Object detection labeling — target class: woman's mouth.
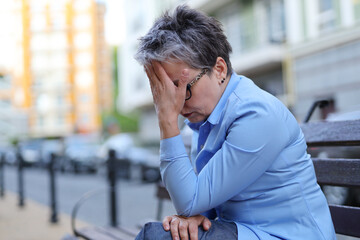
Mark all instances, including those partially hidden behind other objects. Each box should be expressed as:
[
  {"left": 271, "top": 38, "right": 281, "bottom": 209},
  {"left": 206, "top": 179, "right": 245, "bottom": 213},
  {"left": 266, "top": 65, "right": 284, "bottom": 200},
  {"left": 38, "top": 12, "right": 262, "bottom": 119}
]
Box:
[{"left": 183, "top": 113, "right": 193, "bottom": 118}]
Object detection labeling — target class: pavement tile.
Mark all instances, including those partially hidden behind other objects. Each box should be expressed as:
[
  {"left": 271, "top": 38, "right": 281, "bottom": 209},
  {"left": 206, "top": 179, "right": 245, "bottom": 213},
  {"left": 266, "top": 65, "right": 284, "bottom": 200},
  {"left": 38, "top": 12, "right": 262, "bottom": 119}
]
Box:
[{"left": 0, "top": 192, "right": 90, "bottom": 240}]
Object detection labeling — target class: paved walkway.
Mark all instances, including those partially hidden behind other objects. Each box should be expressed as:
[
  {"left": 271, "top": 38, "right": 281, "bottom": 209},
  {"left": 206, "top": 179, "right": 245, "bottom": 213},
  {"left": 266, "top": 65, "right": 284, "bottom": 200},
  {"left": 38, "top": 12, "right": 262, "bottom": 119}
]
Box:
[{"left": 0, "top": 192, "right": 89, "bottom": 240}]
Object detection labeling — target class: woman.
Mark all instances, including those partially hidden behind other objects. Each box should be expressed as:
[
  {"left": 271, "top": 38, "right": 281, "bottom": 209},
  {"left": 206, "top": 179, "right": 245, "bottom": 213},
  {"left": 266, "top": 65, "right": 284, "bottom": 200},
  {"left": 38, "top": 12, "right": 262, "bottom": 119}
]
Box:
[{"left": 134, "top": 5, "right": 336, "bottom": 240}]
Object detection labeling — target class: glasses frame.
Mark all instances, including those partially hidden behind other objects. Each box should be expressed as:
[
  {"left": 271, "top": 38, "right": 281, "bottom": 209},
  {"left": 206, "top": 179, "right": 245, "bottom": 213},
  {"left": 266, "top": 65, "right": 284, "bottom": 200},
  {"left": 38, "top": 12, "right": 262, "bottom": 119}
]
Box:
[{"left": 185, "top": 68, "right": 208, "bottom": 101}]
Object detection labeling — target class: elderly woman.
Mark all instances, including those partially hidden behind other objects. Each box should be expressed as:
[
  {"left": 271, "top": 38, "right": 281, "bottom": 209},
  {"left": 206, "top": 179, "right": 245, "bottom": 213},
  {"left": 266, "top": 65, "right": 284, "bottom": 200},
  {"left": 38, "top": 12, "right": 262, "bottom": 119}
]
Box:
[{"left": 134, "top": 5, "right": 336, "bottom": 240}]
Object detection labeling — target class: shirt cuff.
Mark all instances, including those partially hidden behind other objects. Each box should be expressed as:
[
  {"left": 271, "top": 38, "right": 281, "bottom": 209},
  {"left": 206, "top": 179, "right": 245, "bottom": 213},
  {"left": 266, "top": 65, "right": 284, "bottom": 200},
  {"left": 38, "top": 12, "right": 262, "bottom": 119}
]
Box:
[{"left": 160, "top": 134, "right": 188, "bottom": 160}]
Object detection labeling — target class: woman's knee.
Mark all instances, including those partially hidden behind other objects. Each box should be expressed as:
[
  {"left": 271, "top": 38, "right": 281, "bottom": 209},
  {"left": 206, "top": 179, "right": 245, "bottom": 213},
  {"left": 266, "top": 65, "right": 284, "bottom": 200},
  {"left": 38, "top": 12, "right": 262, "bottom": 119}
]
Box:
[{"left": 136, "top": 222, "right": 172, "bottom": 240}]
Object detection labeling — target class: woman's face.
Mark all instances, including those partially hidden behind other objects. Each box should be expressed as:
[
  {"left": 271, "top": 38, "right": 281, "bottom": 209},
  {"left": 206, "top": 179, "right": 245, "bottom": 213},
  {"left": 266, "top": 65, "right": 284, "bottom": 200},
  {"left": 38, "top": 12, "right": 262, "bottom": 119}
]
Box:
[{"left": 160, "top": 61, "right": 225, "bottom": 123}]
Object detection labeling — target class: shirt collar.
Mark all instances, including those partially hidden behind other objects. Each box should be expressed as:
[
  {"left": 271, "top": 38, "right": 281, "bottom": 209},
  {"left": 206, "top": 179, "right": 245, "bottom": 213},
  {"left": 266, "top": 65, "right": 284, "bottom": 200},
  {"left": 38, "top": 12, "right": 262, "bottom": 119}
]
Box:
[{"left": 186, "top": 72, "right": 240, "bottom": 131}]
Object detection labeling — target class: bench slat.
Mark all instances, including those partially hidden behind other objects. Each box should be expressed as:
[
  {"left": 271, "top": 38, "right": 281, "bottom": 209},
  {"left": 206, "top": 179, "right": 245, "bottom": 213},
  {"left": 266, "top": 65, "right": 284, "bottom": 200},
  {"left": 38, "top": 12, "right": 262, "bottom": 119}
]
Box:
[
  {"left": 312, "top": 158, "right": 360, "bottom": 187},
  {"left": 301, "top": 120, "right": 360, "bottom": 146},
  {"left": 75, "top": 227, "right": 117, "bottom": 240},
  {"left": 75, "top": 226, "right": 137, "bottom": 240},
  {"left": 330, "top": 204, "right": 360, "bottom": 238},
  {"left": 97, "top": 226, "right": 138, "bottom": 239}
]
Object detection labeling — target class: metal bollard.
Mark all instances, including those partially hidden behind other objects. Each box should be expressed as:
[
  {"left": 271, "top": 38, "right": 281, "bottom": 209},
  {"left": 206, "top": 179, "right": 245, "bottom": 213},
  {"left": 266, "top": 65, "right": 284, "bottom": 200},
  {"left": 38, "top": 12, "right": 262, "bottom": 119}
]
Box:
[
  {"left": 49, "top": 153, "right": 58, "bottom": 223},
  {"left": 0, "top": 153, "right": 5, "bottom": 198},
  {"left": 107, "top": 149, "right": 118, "bottom": 227},
  {"left": 17, "top": 151, "right": 25, "bottom": 207}
]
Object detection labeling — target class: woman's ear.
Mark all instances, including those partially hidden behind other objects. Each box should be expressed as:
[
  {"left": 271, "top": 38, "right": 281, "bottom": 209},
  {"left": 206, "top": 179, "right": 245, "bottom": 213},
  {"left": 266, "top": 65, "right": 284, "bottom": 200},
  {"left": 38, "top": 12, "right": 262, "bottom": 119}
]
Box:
[{"left": 213, "top": 57, "right": 227, "bottom": 81}]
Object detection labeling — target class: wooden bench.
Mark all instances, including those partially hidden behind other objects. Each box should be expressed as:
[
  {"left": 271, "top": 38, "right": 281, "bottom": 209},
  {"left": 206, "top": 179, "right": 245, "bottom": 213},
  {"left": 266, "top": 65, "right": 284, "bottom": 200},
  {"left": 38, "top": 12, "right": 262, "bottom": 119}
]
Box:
[
  {"left": 156, "top": 119, "right": 360, "bottom": 238},
  {"left": 301, "top": 119, "right": 360, "bottom": 238}
]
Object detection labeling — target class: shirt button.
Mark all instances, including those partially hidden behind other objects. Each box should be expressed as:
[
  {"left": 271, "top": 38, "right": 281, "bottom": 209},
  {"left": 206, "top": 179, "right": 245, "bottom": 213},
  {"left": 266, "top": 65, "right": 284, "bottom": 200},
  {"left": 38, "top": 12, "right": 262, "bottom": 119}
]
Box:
[{"left": 200, "top": 145, "right": 204, "bottom": 149}]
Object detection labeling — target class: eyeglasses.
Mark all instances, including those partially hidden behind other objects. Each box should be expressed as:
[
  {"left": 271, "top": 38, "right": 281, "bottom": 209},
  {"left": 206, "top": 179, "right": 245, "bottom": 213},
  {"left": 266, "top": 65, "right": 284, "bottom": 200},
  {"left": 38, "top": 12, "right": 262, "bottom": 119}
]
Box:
[{"left": 185, "top": 68, "right": 208, "bottom": 101}]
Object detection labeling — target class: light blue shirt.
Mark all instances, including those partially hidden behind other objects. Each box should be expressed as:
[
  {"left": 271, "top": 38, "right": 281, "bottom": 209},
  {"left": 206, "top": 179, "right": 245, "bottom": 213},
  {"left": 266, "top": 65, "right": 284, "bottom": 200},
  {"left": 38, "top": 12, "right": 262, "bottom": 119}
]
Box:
[{"left": 160, "top": 73, "right": 336, "bottom": 240}]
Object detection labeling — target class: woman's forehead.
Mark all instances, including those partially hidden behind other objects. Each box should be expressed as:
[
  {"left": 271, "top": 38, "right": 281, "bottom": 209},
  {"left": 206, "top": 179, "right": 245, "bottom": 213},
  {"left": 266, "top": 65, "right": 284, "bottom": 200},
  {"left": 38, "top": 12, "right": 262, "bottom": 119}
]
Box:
[{"left": 161, "top": 61, "right": 191, "bottom": 79}]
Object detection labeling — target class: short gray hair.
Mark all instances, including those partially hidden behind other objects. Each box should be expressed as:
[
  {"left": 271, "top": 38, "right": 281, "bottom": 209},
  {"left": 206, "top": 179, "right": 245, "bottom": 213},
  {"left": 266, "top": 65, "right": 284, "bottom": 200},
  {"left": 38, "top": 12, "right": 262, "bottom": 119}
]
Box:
[{"left": 134, "top": 5, "right": 233, "bottom": 76}]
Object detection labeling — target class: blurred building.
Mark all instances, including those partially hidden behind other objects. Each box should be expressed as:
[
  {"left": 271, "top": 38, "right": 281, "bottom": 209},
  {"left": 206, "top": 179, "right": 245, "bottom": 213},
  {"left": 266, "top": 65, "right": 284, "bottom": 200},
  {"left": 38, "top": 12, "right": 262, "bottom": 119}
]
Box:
[
  {"left": 286, "top": 0, "right": 360, "bottom": 120},
  {"left": 118, "top": 0, "right": 176, "bottom": 143},
  {"left": 8, "top": 0, "right": 111, "bottom": 138},
  {"left": 118, "top": 0, "right": 360, "bottom": 143},
  {"left": 0, "top": 72, "right": 28, "bottom": 144}
]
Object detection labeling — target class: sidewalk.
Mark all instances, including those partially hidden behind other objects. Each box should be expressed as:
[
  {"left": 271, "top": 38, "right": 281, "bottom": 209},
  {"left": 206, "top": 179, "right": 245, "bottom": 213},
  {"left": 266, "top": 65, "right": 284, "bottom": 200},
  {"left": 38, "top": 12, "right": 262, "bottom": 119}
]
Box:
[{"left": 0, "top": 192, "right": 90, "bottom": 240}]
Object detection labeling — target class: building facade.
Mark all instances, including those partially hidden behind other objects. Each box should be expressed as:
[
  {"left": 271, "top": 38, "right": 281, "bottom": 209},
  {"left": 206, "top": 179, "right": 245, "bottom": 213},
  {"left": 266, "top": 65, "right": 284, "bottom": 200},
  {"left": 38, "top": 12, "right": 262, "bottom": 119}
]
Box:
[
  {"left": 286, "top": 0, "right": 360, "bottom": 120},
  {"left": 8, "top": 0, "right": 111, "bottom": 138}
]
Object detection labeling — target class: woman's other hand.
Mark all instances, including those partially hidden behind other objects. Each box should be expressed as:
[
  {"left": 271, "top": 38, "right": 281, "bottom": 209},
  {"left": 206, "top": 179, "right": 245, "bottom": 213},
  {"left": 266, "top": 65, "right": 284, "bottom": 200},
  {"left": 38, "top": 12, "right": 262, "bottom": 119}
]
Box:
[{"left": 162, "top": 215, "right": 211, "bottom": 240}]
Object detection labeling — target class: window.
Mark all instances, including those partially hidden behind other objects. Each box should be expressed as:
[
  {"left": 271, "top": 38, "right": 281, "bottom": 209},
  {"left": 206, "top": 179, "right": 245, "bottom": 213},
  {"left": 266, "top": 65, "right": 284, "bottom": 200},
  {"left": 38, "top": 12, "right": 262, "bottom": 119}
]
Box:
[
  {"left": 217, "top": 5, "right": 242, "bottom": 53},
  {"left": 50, "top": 13, "right": 66, "bottom": 30},
  {"left": 31, "top": 14, "right": 47, "bottom": 31},
  {"left": 49, "top": 32, "right": 67, "bottom": 50},
  {"left": 31, "top": 53, "right": 49, "bottom": 71},
  {"left": 75, "top": 70, "right": 93, "bottom": 88},
  {"left": 266, "top": 0, "right": 285, "bottom": 43},
  {"left": 355, "top": 0, "right": 360, "bottom": 21},
  {"left": 318, "top": 0, "right": 337, "bottom": 32},
  {"left": 57, "top": 114, "right": 65, "bottom": 125},
  {"left": 78, "top": 94, "right": 91, "bottom": 103},
  {"left": 75, "top": 52, "right": 93, "bottom": 67},
  {"left": 74, "top": 32, "right": 92, "bottom": 49},
  {"left": 80, "top": 113, "right": 90, "bottom": 125},
  {"left": 31, "top": 33, "right": 49, "bottom": 51},
  {"left": 74, "top": 14, "right": 92, "bottom": 30},
  {"left": 49, "top": 52, "right": 68, "bottom": 69},
  {"left": 73, "top": 0, "right": 92, "bottom": 12}
]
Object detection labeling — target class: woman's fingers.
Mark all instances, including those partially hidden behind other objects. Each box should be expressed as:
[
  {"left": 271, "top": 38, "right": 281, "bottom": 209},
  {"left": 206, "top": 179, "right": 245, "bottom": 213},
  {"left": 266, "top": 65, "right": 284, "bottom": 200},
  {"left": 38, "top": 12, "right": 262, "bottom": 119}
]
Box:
[
  {"left": 151, "top": 61, "right": 170, "bottom": 85},
  {"left": 144, "top": 64, "right": 159, "bottom": 86},
  {"left": 170, "top": 217, "right": 181, "bottom": 240},
  {"left": 178, "top": 220, "right": 189, "bottom": 240},
  {"left": 188, "top": 222, "right": 199, "bottom": 240},
  {"left": 162, "top": 215, "right": 173, "bottom": 231},
  {"left": 201, "top": 217, "right": 212, "bottom": 231},
  {"left": 179, "top": 69, "right": 190, "bottom": 88}
]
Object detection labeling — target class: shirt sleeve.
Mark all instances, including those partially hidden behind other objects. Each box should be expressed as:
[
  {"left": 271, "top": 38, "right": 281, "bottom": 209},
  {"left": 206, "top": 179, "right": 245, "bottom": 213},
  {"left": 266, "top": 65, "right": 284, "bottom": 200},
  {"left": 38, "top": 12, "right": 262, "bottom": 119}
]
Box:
[{"left": 160, "top": 103, "right": 290, "bottom": 217}]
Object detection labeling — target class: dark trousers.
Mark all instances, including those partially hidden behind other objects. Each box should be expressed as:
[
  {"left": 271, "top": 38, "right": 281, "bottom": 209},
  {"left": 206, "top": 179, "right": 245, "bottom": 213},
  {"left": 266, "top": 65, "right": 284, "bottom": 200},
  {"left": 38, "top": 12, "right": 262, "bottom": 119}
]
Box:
[{"left": 135, "top": 220, "right": 237, "bottom": 240}]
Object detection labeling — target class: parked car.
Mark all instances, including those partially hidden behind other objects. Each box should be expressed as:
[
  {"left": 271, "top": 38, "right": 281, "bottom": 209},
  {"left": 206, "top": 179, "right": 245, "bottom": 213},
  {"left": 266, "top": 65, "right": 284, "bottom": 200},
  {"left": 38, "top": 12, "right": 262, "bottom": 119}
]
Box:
[
  {"left": 18, "top": 139, "right": 43, "bottom": 167},
  {"left": 0, "top": 145, "right": 17, "bottom": 166},
  {"left": 97, "top": 133, "right": 135, "bottom": 161},
  {"left": 40, "top": 139, "right": 65, "bottom": 168},
  {"left": 98, "top": 133, "right": 161, "bottom": 182},
  {"left": 63, "top": 134, "right": 101, "bottom": 174}
]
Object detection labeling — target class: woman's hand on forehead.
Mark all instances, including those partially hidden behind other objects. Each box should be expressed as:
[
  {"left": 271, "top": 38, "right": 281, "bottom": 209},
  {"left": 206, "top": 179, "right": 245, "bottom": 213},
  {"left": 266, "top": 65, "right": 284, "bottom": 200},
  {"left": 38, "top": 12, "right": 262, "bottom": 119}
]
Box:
[{"left": 144, "top": 61, "right": 190, "bottom": 139}]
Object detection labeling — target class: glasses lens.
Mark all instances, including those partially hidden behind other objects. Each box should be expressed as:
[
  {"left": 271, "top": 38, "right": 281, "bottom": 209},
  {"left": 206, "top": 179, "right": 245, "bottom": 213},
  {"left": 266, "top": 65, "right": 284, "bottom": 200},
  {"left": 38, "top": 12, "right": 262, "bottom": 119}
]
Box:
[{"left": 185, "top": 85, "right": 191, "bottom": 100}]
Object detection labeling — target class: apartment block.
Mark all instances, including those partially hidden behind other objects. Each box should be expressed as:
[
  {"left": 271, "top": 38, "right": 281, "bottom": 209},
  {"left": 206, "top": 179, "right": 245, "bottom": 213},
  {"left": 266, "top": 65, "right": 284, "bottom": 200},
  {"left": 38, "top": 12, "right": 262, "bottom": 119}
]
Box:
[{"left": 10, "top": 0, "right": 111, "bottom": 138}]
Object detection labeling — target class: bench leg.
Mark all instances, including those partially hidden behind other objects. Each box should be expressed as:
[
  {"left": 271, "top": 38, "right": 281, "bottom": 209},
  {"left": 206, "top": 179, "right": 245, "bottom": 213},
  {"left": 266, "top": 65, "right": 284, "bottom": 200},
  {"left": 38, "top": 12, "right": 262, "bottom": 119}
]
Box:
[{"left": 157, "top": 199, "right": 163, "bottom": 221}]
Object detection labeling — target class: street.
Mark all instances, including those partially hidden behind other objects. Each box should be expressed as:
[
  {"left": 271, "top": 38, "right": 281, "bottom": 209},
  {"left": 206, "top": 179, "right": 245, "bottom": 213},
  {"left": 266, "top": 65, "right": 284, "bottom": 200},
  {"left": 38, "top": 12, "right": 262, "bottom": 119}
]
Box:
[{"left": 2, "top": 165, "right": 175, "bottom": 228}]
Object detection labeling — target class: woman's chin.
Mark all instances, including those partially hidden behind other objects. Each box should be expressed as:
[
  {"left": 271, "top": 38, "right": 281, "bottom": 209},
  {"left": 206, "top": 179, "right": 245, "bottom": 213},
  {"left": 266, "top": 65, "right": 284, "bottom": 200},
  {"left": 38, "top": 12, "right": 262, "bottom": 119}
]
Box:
[{"left": 186, "top": 115, "right": 205, "bottom": 123}]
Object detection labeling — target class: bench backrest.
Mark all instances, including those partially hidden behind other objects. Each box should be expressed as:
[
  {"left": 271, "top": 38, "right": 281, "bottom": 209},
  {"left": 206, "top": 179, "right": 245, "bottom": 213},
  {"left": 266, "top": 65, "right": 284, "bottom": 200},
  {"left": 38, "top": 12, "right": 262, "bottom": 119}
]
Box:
[{"left": 300, "top": 119, "right": 360, "bottom": 237}]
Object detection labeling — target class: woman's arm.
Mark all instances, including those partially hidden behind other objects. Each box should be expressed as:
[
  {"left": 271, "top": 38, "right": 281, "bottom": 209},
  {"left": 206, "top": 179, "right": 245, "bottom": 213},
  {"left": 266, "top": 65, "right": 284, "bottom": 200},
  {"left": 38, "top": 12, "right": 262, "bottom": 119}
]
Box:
[{"left": 161, "top": 103, "right": 290, "bottom": 216}]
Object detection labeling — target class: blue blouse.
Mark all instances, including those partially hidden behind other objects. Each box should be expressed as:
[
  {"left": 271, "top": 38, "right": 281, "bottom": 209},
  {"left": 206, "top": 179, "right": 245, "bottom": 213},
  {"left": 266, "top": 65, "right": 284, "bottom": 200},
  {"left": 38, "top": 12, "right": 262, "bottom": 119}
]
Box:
[{"left": 160, "top": 73, "right": 336, "bottom": 240}]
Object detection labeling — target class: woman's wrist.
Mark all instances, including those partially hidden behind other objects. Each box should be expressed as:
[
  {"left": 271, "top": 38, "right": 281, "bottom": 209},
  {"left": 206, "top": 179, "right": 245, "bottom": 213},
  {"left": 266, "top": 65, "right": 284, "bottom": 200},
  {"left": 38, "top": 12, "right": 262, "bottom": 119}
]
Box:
[{"left": 158, "top": 116, "right": 180, "bottom": 139}]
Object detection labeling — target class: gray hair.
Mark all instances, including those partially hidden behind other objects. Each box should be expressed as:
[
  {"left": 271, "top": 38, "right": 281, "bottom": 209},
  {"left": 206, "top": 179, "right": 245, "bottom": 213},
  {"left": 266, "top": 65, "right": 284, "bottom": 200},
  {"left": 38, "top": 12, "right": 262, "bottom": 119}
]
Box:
[{"left": 134, "top": 5, "right": 233, "bottom": 76}]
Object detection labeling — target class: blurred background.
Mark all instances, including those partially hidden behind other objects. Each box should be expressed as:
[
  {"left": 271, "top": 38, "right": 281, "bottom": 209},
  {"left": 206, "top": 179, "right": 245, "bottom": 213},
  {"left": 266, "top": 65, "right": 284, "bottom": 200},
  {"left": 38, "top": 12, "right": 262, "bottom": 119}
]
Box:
[
  {"left": 0, "top": 0, "right": 359, "bottom": 149},
  {"left": 0, "top": 0, "right": 359, "bottom": 239}
]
